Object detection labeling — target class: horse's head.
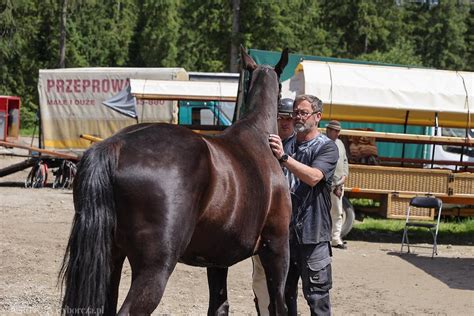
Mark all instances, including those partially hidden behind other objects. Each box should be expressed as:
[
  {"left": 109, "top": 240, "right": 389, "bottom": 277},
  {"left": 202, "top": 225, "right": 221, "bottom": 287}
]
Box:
[
  {"left": 238, "top": 47, "right": 289, "bottom": 132},
  {"left": 241, "top": 46, "right": 288, "bottom": 79}
]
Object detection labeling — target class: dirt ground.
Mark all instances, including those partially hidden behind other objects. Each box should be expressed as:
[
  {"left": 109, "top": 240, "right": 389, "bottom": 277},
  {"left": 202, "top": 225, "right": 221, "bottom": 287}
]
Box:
[{"left": 1, "top": 153, "right": 473, "bottom": 315}]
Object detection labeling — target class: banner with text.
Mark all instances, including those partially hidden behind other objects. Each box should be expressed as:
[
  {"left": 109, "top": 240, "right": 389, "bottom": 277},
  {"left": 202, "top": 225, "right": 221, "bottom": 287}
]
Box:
[{"left": 38, "top": 68, "right": 188, "bottom": 150}]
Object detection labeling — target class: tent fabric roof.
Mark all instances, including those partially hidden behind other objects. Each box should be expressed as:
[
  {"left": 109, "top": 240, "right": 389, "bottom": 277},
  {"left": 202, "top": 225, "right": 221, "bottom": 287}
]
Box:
[
  {"left": 286, "top": 61, "right": 473, "bottom": 128},
  {"left": 130, "top": 79, "right": 238, "bottom": 102},
  {"left": 39, "top": 67, "right": 187, "bottom": 75}
]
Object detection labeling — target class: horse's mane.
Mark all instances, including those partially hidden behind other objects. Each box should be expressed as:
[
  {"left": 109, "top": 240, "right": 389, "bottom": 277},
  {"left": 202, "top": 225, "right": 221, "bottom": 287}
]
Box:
[{"left": 230, "top": 65, "right": 280, "bottom": 134}]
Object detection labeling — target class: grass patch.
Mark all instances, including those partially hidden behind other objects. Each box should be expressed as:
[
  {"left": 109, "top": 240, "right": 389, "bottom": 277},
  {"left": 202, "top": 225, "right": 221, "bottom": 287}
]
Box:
[
  {"left": 20, "top": 126, "right": 38, "bottom": 137},
  {"left": 349, "top": 198, "right": 380, "bottom": 208},
  {"left": 346, "top": 217, "right": 474, "bottom": 245}
]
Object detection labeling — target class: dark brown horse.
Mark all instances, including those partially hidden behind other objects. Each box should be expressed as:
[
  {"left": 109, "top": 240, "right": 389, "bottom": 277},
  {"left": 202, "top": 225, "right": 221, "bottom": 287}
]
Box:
[{"left": 60, "top": 48, "right": 290, "bottom": 315}]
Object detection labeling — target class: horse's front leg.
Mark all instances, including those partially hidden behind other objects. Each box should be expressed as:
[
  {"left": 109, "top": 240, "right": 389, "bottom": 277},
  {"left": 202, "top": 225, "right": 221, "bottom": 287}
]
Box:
[
  {"left": 207, "top": 267, "right": 229, "bottom": 315},
  {"left": 258, "top": 235, "right": 289, "bottom": 316}
]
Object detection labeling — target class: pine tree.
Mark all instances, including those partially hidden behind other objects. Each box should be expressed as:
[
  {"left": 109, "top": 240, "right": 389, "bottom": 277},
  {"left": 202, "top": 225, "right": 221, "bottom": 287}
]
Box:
[
  {"left": 130, "top": 0, "right": 179, "bottom": 67},
  {"left": 66, "top": 0, "right": 137, "bottom": 67},
  {"left": 465, "top": 4, "right": 474, "bottom": 71},
  {"left": 176, "top": 0, "right": 232, "bottom": 71},
  {"left": 240, "top": 0, "right": 329, "bottom": 57},
  {"left": 407, "top": 1, "right": 469, "bottom": 70},
  {"left": 0, "top": 0, "right": 42, "bottom": 127},
  {"left": 321, "top": 0, "right": 409, "bottom": 59}
]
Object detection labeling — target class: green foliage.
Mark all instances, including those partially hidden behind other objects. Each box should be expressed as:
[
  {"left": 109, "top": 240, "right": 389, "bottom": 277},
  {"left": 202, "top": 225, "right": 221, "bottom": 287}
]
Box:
[
  {"left": 358, "top": 38, "right": 423, "bottom": 66},
  {"left": 130, "top": 0, "right": 179, "bottom": 67},
  {"left": 466, "top": 5, "right": 474, "bottom": 71},
  {"left": 20, "top": 125, "right": 37, "bottom": 137},
  {"left": 321, "top": 0, "right": 408, "bottom": 58},
  {"left": 0, "top": 0, "right": 41, "bottom": 128},
  {"left": 406, "top": 1, "right": 470, "bottom": 70},
  {"left": 1, "top": 0, "right": 472, "bottom": 131},
  {"left": 349, "top": 198, "right": 381, "bottom": 208},
  {"left": 67, "top": 0, "right": 138, "bottom": 67},
  {"left": 176, "top": 0, "right": 232, "bottom": 71}
]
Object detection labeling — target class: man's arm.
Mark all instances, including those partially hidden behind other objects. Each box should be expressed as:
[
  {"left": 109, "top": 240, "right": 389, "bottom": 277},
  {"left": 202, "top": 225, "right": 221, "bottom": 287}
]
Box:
[
  {"left": 268, "top": 134, "right": 324, "bottom": 187},
  {"left": 284, "top": 156, "right": 323, "bottom": 187}
]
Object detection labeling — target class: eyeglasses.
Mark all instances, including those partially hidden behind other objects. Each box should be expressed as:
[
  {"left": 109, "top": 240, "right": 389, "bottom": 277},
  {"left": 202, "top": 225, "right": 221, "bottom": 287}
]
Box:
[{"left": 291, "top": 110, "right": 318, "bottom": 118}]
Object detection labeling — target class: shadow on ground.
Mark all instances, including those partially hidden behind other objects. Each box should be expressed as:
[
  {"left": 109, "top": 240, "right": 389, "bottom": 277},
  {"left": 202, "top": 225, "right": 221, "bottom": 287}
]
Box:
[{"left": 387, "top": 251, "right": 474, "bottom": 291}]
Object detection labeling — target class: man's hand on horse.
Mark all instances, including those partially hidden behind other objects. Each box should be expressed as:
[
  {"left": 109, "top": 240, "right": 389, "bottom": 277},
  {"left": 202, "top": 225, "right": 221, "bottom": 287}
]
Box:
[{"left": 268, "top": 134, "right": 284, "bottom": 160}]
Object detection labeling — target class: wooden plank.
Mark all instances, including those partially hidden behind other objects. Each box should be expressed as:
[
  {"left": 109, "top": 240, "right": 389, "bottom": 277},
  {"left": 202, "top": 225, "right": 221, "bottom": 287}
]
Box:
[
  {"left": 0, "top": 158, "right": 36, "bottom": 177},
  {"left": 133, "top": 93, "right": 237, "bottom": 102},
  {"left": 349, "top": 163, "right": 451, "bottom": 174},
  {"left": 0, "top": 140, "right": 79, "bottom": 161},
  {"left": 379, "top": 157, "right": 474, "bottom": 168},
  {"left": 80, "top": 134, "right": 103, "bottom": 143},
  {"left": 319, "top": 128, "right": 473, "bottom": 146},
  {"left": 345, "top": 187, "right": 450, "bottom": 197}
]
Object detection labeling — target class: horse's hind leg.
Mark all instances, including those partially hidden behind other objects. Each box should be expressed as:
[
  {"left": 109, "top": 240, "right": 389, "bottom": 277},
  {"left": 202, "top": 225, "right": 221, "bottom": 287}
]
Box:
[
  {"left": 258, "top": 237, "right": 289, "bottom": 316},
  {"left": 116, "top": 222, "right": 182, "bottom": 315},
  {"left": 207, "top": 267, "right": 229, "bottom": 315},
  {"left": 117, "top": 253, "right": 178, "bottom": 316},
  {"left": 105, "top": 250, "right": 126, "bottom": 315}
]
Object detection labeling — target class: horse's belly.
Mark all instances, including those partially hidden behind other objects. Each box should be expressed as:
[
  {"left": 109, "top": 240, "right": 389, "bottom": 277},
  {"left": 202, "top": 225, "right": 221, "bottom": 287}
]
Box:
[
  {"left": 179, "top": 230, "right": 256, "bottom": 268},
  {"left": 178, "top": 250, "right": 252, "bottom": 268}
]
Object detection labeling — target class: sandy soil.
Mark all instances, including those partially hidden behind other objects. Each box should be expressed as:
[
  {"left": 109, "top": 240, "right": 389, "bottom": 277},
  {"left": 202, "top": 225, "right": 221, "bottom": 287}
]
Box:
[{"left": 1, "top": 154, "right": 473, "bottom": 315}]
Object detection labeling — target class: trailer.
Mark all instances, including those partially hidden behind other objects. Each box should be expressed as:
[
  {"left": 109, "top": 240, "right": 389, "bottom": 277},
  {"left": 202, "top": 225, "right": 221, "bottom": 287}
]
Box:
[
  {"left": 0, "top": 96, "right": 21, "bottom": 142},
  {"left": 289, "top": 59, "right": 473, "bottom": 229},
  {"left": 0, "top": 139, "right": 79, "bottom": 188}
]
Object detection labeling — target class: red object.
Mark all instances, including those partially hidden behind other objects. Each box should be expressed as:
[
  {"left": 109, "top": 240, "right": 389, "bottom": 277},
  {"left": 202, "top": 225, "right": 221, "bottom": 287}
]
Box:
[{"left": 0, "top": 96, "right": 21, "bottom": 141}]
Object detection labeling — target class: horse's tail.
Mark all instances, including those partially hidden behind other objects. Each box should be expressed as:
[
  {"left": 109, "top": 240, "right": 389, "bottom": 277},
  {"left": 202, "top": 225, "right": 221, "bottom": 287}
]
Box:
[{"left": 59, "top": 140, "right": 121, "bottom": 314}]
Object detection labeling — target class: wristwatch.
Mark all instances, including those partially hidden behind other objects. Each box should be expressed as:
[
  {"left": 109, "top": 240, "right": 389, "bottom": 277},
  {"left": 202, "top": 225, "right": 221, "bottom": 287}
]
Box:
[{"left": 279, "top": 153, "right": 289, "bottom": 163}]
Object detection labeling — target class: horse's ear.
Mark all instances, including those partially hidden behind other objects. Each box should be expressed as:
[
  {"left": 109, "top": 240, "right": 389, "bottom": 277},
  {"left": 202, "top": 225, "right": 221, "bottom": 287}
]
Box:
[
  {"left": 240, "top": 46, "right": 257, "bottom": 72},
  {"left": 274, "top": 48, "right": 289, "bottom": 77}
]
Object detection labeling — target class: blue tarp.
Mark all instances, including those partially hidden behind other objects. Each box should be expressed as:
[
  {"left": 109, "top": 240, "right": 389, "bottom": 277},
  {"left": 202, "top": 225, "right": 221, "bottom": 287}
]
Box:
[{"left": 102, "top": 84, "right": 137, "bottom": 118}]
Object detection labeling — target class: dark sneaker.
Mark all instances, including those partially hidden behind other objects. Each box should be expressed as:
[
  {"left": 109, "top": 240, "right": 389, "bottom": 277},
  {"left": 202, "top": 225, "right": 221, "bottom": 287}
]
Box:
[{"left": 333, "top": 243, "right": 347, "bottom": 249}]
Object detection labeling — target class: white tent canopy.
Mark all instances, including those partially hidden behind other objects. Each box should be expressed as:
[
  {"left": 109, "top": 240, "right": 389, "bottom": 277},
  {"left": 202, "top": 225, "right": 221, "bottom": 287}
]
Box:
[
  {"left": 285, "top": 60, "right": 473, "bottom": 128},
  {"left": 130, "top": 79, "right": 238, "bottom": 102}
]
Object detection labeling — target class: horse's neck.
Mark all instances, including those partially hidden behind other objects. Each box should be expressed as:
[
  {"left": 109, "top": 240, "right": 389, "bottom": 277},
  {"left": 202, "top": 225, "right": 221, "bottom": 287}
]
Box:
[
  {"left": 244, "top": 106, "right": 278, "bottom": 135},
  {"left": 234, "top": 71, "right": 279, "bottom": 136}
]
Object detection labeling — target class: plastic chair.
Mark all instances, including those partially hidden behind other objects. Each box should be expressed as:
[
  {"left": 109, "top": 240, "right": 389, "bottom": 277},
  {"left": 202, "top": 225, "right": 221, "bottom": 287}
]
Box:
[{"left": 400, "top": 196, "right": 443, "bottom": 258}]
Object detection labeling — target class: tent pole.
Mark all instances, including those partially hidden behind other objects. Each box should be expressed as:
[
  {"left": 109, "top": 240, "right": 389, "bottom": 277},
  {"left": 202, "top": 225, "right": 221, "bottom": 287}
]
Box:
[
  {"left": 401, "top": 111, "right": 409, "bottom": 167},
  {"left": 458, "top": 128, "right": 468, "bottom": 172},
  {"left": 430, "top": 113, "right": 439, "bottom": 169}
]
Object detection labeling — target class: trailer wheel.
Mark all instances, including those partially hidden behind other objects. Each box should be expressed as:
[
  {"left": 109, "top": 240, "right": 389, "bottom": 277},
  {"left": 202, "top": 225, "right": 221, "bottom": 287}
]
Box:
[
  {"left": 25, "top": 160, "right": 48, "bottom": 188},
  {"left": 341, "top": 197, "right": 355, "bottom": 238},
  {"left": 53, "top": 160, "right": 77, "bottom": 189}
]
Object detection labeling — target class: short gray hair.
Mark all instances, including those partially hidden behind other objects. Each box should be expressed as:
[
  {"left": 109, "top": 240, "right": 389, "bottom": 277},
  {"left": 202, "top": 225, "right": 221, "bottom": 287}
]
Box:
[{"left": 294, "top": 94, "right": 323, "bottom": 113}]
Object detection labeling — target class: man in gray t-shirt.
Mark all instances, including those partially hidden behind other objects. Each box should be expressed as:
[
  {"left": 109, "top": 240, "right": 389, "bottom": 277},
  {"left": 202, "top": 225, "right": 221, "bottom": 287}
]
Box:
[{"left": 269, "top": 94, "right": 338, "bottom": 316}]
